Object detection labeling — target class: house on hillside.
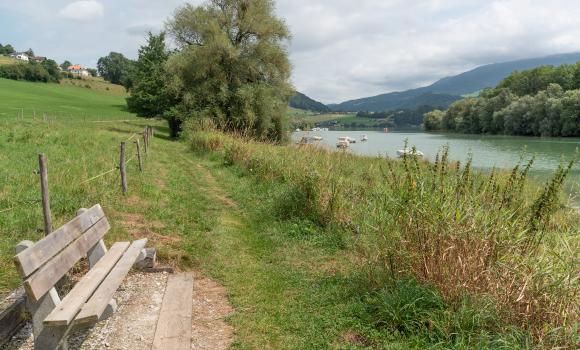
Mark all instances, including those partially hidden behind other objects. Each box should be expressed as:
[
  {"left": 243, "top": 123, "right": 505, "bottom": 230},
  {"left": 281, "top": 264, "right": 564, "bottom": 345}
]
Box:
[
  {"left": 9, "top": 52, "right": 29, "bottom": 61},
  {"left": 31, "top": 56, "right": 46, "bottom": 63},
  {"left": 67, "top": 65, "right": 89, "bottom": 77}
]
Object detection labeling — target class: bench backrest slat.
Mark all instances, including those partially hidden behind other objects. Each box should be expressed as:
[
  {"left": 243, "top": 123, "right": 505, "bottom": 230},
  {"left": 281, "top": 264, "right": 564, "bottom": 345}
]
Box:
[
  {"left": 14, "top": 204, "right": 105, "bottom": 278},
  {"left": 23, "top": 216, "right": 110, "bottom": 302}
]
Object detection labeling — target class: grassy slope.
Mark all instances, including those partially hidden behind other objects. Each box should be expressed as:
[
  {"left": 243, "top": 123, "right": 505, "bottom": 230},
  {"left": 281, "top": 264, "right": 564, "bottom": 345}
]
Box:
[
  {"left": 0, "top": 110, "right": 389, "bottom": 348},
  {"left": 60, "top": 77, "right": 128, "bottom": 97},
  {"left": 289, "top": 108, "right": 356, "bottom": 128},
  {"left": 0, "top": 78, "right": 132, "bottom": 120},
  {"left": 0, "top": 117, "right": 463, "bottom": 348},
  {"left": 1, "top": 80, "right": 577, "bottom": 348},
  {"left": 0, "top": 56, "right": 17, "bottom": 65}
]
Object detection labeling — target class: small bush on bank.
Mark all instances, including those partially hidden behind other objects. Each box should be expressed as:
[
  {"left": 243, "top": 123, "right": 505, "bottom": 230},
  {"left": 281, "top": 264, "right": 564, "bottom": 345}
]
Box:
[{"left": 187, "top": 125, "right": 578, "bottom": 347}]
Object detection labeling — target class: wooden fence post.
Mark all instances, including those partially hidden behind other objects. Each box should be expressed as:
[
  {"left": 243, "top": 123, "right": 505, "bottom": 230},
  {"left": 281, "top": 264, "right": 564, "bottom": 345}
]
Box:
[
  {"left": 38, "top": 154, "right": 52, "bottom": 235},
  {"left": 135, "top": 140, "right": 143, "bottom": 172},
  {"left": 120, "top": 142, "right": 128, "bottom": 194},
  {"left": 143, "top": 132, "right": 148, "bottom": 155}
]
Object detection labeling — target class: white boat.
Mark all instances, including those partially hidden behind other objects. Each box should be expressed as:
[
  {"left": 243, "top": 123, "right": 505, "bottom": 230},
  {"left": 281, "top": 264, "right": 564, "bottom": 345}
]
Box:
[
  {"left": 397, "top": 148, "right": 424, "bottom": 158},
  {"left": 361, "top": 134, "right": 368, "bottom": 142},
  {"left": 298, "top": 136, "right": 323, "bottom": 144},
  {"left": 337, "top": 137, "right": 351, "bottom": 148}
]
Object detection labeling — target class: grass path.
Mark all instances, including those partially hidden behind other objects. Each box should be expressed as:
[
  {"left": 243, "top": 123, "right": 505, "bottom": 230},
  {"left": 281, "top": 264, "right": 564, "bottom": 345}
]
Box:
[{"left": 109, "top": 130, "right": 386, "bottom": 349}]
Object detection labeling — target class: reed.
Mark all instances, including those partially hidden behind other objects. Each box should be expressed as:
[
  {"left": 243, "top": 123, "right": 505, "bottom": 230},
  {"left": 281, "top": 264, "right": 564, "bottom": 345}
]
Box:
[{"left": 188, "top": 125, "right": 579, "bottom": 347}]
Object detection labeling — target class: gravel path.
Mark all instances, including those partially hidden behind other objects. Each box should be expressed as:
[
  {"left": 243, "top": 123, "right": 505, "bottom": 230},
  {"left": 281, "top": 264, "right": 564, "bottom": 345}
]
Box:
[{"left": 2, "top": 271, "right": 234, "bottom": 350}]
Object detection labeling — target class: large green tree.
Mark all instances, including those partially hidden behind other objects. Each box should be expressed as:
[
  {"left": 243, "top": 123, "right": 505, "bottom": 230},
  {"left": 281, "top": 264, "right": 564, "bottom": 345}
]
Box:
[
  {"left": 165, "top": 0, "right": 293, "bottom": 141},
  {"left": 126, "top": 32, "right": 172, "bottom": 119},
  {"left": 0, "top": 44, "right": 15, "bottom": 55},
  {"left": 60, "top": 60, "right": 72, "bottom": 70},
  {"left": 97, "top": 52, "right": 134, "bottom": 87}
]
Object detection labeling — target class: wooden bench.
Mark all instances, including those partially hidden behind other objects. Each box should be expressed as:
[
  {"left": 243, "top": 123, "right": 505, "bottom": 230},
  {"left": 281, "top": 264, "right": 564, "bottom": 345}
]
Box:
[{"left": 13, "top": 204, "right": 148, "bottom": 350}]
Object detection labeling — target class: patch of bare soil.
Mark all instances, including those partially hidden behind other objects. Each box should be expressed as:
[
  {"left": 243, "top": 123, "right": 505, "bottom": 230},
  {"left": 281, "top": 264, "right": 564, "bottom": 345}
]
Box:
[
  {"left": 115, "top": 212, "right": 180, "bottom": 245},
  {"left": 336, "top": 330, "right": 369, "bottom": 347},
  {"left": 191, "top": 271, "right": 234, "bottom": 350}
]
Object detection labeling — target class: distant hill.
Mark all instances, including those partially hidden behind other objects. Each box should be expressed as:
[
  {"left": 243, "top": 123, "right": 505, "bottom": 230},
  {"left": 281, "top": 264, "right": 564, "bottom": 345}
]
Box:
[
  {"left": 290, "top": 92, "right": 330, "bottom": 112},
  {"left": 328, "top": 92, "right": 461, "bottom": 113},
  {"left": 331, "top": 52, "right": 580, "bottom": 112}
]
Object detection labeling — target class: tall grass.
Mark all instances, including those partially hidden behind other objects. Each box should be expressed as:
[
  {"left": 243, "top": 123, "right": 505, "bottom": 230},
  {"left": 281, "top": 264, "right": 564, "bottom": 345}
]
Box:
[{"left": 188, "top": 123, "right": 579, "bottom": 347}]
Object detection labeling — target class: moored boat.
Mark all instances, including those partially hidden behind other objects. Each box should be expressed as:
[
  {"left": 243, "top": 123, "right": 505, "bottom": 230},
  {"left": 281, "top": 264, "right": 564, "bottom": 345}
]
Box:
[{"left": 396, "top": 148, "right": 424, "bottom": 158}]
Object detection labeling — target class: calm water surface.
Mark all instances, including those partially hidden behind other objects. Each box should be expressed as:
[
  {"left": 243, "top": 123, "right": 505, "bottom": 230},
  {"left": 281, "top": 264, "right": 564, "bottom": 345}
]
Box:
[{"left": 293, "top": 130, "right": 580, "bottom": 206}]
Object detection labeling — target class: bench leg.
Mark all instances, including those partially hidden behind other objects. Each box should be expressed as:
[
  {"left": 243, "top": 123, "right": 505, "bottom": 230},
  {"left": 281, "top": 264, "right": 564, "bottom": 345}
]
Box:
[
  {"left": 16, "top": 241, "right": 68, "bottom": 349},
  {"left": 28, "top": 288, "right": 68, "bottom": 350},
  {"left": 100, "top": 299, "right": 118, "bottom": 321},
  {"left": 87, "top": 240, "right": 108, "bottom": 268}
]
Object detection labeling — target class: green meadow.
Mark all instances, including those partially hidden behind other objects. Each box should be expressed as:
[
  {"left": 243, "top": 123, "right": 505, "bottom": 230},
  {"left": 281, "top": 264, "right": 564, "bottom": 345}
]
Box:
[
  {"left": 0, "top": 78, "right": 132, "bottom": 120},
  {"left": 0, "top": 78, "right": 578, "bottom": 349}
]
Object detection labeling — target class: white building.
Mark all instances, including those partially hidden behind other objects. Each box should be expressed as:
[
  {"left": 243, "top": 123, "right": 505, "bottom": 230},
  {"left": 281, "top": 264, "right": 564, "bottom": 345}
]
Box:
[
  {"left": 67, "top": 65, "right": 90, "bottom": 78},
  {"left": 9, "top": 53, "right": 29, "bottom": 61}
]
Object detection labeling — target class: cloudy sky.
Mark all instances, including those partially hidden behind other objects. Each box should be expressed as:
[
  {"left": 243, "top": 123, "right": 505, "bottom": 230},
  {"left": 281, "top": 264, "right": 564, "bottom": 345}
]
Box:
[{"left": 2, "top": 0, "right": 580, "bottom": 103}]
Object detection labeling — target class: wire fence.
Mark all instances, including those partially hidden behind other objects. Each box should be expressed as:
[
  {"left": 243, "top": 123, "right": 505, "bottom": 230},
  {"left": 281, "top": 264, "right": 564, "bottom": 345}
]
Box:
[{"left": 0, "top": 125, "right": 155, "bottom": 215}]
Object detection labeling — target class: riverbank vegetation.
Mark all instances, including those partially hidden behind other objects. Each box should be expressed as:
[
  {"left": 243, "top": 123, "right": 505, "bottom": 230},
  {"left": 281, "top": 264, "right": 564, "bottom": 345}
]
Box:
[
  {"left": 425, "top": 63, "right": 580, "bottom": 136},
  {"left": 188, "top": 121, "right": 579, "bottom": 348}
]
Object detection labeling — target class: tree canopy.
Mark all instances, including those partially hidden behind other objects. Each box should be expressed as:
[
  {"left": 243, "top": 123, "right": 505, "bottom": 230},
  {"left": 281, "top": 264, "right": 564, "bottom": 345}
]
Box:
[
  {"left": 60, "top": 60, "right": 72, "bottom": 70},
  {"left": 0, "top": 43, "right": 15, "bottom": 55},
  {"left": 425, "top": 63, "right": 580, "bottom": 137},
  {"left": 126, "top": 32, "right": 173, "bottom": 119},
  {"left": 97, "top": 52, "right": 135, "bottom": 87},
  {"left": 163, "top": 0, "right": 293, "bottom": 141}
]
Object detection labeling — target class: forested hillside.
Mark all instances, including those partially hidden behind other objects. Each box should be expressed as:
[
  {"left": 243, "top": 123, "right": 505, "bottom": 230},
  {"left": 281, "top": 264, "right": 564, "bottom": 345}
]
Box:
[
  {"left": 290, "top": 91, "right": 330, "bottom": 112},
  {"left": 424, "top": 63, "right": 580, "bottom": 137},
  {"left": 330, "top": 91, "right": 460, "bottom": 112}
]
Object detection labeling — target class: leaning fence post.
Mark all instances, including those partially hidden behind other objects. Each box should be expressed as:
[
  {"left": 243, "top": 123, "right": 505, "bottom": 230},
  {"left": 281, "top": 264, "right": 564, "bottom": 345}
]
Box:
[
  {"left": 38, "top": 154, "right": 52, "bottom": 235},
  {"left": 120, "top": 142, "right": 128, "bottom": 194},
  {"left": 135, "top": 140, "right": 143, "bottom": 172}
]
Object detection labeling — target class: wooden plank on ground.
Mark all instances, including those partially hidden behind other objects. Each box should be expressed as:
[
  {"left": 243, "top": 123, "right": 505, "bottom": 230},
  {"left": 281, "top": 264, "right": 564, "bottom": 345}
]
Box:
[
  {"left": 152, "top": 273, "right": 194, "bottom": 350},
  {"left": 43, "top": 242, "right": 130, "bottom": 326},
  {"left": 23, "top": 218, "right": 111, "bottom": 302},
  {"left": 73, "top": 239, "right": 147, "bottom": 325},
  {"left": 0, "top": 288, "right": 26, "bottom": 347},
  {"left": 14, "top": 204, "right": 105, "bottom": 278}
]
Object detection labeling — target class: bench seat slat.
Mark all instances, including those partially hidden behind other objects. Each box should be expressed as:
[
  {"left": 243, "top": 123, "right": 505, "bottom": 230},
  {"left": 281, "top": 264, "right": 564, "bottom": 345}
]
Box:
[
  {"left": 23, "top": 217, "right": 111, "bottom": 303},
  {"left": 73, "top": 238, "right": 147, "bottom": 325},
  {"left": 14, "top": 204, "right": 105, "bottom": 278},
  {"left": 43, "top": 242, "right": 130, "bottom": 327}
]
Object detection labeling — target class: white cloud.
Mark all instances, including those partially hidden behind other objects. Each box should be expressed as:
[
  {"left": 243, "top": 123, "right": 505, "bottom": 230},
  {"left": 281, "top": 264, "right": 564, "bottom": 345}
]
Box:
[
  {"left": 59, "top": 0, "right": 104, "bottom": 21},
  {"left": 4, "top": 0, "right": 580, "bottom": 102}
]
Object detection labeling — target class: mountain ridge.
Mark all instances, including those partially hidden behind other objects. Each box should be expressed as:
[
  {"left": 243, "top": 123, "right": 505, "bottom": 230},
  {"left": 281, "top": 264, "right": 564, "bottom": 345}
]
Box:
[{"left": 330, "top": 52, "right": 580, "bottom": 112}]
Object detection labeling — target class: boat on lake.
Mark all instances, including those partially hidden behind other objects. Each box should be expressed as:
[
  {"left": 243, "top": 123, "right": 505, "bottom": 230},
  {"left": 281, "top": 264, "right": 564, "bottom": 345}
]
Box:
[
  {"left": 361, "top": 134, "right": 368, "bottom": 142},
  {"left": 396, "top": 148, "right": 424, "bottom": 158},
  {"left": 298, "top": 136, "right": 323, "bottom": 144},
  {"left": 337, "top": 136, "right": 353, "bottom": 148}
]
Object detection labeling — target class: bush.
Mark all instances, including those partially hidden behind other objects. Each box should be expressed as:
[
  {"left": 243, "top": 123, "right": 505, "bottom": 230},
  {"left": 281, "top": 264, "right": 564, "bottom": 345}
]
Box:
[{"left": 0, "top": 62, "right": 59, "bottom": 83}]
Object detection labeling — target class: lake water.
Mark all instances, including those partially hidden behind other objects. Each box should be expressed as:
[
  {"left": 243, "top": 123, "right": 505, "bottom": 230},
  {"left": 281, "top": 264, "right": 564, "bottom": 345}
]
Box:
[{"left": 293, "top": 129, "right": 580, "bottom": 206}]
